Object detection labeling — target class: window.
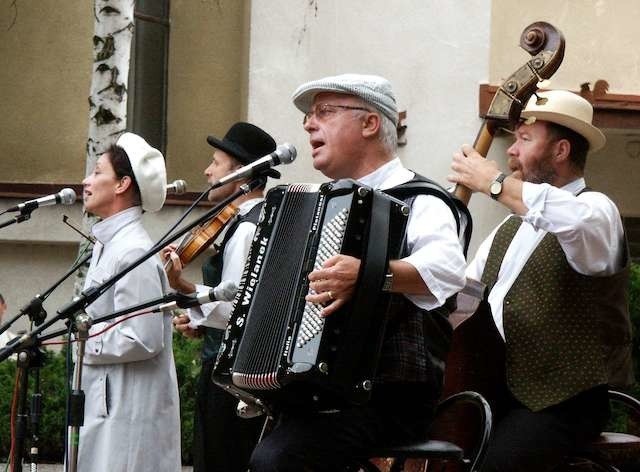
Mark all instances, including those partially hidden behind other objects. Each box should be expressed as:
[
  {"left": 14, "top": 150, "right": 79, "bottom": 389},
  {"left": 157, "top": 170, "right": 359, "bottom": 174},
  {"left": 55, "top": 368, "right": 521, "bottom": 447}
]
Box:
[{"left": 127, "top": 0, "right": 170, "bottom": 153}]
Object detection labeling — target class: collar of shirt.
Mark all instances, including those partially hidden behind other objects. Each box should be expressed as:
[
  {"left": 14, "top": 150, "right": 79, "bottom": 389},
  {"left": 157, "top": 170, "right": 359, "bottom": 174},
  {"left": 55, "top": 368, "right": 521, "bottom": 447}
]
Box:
[
  {"left": 92, "top": 206, "right": 142, "bottom": 244},
  {"left": 563, "top": 176, "right": 586, "bottom": 195},
  {"left": 522, "top": 176, "right": 586, "bottom": 201},
  {"left": 357, "top": 157, "right": 414, "bottom": 190},
  {"left": 236, "top": 197, "right": 262, "bottom": 216}
]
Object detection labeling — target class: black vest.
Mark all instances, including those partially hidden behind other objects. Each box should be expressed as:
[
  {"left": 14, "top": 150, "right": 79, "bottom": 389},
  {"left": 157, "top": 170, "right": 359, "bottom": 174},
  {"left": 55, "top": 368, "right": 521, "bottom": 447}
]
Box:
[
  {"left": 376, "top": 175, "right": 471, "bottom": 393},
  {"left": 200, "top": 203, "right": 263, "bottom": 361}
]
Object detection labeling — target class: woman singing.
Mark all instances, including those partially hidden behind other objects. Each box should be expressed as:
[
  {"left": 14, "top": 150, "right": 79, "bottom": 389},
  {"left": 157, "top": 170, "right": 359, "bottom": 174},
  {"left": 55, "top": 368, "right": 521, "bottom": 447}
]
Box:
[{"left": 77, "top": 133, "right": 180, "bottom": 472}]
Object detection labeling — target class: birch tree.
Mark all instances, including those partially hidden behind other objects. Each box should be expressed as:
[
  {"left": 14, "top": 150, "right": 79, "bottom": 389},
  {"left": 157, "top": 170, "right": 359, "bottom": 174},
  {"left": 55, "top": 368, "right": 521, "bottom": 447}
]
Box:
[{"left": 73, "top": 0, "right": 135, "bottom": 297}]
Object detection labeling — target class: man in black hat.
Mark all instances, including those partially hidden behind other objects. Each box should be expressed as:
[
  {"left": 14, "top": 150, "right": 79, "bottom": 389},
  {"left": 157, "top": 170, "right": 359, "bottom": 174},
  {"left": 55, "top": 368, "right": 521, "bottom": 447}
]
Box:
[{"left": 162, "top": 122, "right": 279, "bottom": 472}]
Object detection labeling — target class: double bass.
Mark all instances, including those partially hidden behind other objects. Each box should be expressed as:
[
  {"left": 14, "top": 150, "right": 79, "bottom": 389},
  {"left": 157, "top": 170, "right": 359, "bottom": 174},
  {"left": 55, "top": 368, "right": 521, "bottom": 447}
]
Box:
[
  {"left": 371, "top": 21, "right": 566, "bottom": 472},
  {"left": 431, "top": 21, "right": 566, "bottom": 472}
]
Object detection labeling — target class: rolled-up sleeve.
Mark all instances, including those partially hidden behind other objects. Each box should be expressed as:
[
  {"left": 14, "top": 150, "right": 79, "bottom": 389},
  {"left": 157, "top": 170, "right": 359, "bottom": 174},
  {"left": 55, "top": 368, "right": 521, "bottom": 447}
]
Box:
[
  {"left": 521, "top": 182, "right": 624, "bottom": 275},
  {"left": 402, "top": 195, "right": 467, "bottom": 310},
  {"left": 187, "top": 221, "right": 256, "bottom": 329}
]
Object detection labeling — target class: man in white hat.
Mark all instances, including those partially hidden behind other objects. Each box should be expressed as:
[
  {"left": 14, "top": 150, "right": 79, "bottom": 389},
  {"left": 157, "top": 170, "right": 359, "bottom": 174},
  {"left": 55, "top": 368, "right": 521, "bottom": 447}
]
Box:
[
  {"left": 449, "top": 90, "right": 634, "bottom": 471},
  {"left": 249, "top": 74, "right": 468, "bottom": 471},
  {"left": 78, "top": 132, "right": 181, "bottom": 472}
]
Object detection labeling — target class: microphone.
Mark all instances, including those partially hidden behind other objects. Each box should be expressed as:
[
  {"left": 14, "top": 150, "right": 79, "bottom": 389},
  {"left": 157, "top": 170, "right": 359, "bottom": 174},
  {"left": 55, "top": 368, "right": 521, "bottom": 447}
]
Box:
[
  {"left": 6, "top": 188, "right": 77, "bottom": 213},
  {"left": 166, "top": 179, "right": 187, "bottom": 195},
  {"left": 158, "top": 280, "right": 238, "bottom": 312},
  {"left": 214, "top": 143, "right": 296, "bottom": 187}
]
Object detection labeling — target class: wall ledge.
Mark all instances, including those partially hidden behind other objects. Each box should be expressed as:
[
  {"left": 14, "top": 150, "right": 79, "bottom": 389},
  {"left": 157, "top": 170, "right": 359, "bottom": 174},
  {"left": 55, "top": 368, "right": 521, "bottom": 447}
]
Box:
[{"left": 479, "top": 84, "right": 640, "bottom": 129}]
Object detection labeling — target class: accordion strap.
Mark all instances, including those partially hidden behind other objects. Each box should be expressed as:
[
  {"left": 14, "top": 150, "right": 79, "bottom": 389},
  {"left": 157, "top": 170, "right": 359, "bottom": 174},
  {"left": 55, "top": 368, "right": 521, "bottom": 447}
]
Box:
[
  {"left": 384, "top": 174, "right": 473, "bottom": 256},
  {"left": 334, "top": 189, "right": 392, "bottom": 390}
]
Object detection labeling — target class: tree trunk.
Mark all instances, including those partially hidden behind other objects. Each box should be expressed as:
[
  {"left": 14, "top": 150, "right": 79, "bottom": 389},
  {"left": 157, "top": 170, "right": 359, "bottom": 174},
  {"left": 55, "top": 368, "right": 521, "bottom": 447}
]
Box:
[{"left": 73, "top": 0, "right": 135, "bottom": 298}]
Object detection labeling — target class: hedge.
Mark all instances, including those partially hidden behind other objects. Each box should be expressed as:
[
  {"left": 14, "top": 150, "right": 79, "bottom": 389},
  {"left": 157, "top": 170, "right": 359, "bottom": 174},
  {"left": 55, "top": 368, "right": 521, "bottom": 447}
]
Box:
[
  {"left": 0, "top": 332, "right": 202, "bottom": 464},
  {"left": 1, "top": 263, "right": 639, "bottom": 463}
]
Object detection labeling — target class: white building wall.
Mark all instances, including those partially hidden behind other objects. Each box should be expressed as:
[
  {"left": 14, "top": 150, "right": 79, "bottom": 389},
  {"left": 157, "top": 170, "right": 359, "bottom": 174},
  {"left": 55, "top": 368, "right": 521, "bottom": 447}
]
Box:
[{"left": 245, "top": 0, "right": 507, "bottom": 255}]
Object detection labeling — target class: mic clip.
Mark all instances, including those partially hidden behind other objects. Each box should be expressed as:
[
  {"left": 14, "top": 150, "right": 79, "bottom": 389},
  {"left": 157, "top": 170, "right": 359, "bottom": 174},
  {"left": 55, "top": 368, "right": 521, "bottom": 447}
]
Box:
[{"left": 172, "top": 292, "right": 200, "bottom": 309}]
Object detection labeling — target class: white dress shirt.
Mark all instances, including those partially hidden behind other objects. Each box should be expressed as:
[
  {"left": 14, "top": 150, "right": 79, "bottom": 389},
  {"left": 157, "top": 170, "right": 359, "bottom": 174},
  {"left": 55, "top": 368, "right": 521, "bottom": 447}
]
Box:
[
  {"left": 466, "top": 177, "right": 625, "bottom": 338},
  {"left": 188, "top": 198, "right": 262, "bottom": 329},
  {"left": 359, "top": 158, "right": 467, "bottom": 310}
]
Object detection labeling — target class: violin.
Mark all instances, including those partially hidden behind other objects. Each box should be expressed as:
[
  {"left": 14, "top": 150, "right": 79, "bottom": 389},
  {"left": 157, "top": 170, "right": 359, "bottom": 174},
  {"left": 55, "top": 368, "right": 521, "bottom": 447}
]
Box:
[{"left": 165, "top": 203, "right": 239, "bottom": 270}]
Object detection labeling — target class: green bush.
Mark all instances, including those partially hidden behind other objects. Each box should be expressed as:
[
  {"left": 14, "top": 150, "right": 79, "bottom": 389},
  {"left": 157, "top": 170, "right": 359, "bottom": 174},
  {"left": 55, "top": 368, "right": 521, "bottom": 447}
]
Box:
[{"left": 0, "top": 333, "right": 202, "bottom": 464}]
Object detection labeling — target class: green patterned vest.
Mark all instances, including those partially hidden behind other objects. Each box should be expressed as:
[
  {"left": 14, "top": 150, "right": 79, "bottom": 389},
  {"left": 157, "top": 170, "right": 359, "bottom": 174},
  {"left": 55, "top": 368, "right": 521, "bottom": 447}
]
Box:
[{"left": 482, "top": 216, "right": 633, "bottom": 411}]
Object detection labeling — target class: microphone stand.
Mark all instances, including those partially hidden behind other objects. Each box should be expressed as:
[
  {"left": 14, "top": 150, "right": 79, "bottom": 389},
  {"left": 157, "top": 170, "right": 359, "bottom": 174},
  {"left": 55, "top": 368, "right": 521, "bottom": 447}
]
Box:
[
  {"left": 66, "top": 312, "right": 90, "bottom": 472},
  {"left": 12, "top": 346, "right": 45, "bottom": 472},
  {"left": 0, "top": 253, "right": 92, "bottom": 336},
  {"left": 0, "top": 175, "right": 267, "bottom": 472},
  {"left": 0, "top": 207, "right": 33, "bottom": 230},
  {"left": 4, "top": 251, "right": 92, "bottom": 472},
  {"left": 39, "top": 291, "right": 201, "bottom": 343}
]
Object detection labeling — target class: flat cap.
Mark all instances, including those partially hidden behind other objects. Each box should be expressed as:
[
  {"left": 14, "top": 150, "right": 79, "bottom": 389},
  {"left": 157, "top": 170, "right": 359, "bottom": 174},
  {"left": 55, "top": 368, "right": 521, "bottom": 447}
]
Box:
[
  {"left": 116, "top": 133, "right": 167, "bottom": 212},
  {"left": 292, "top": 73, "right": 399, "bottom": 126}
]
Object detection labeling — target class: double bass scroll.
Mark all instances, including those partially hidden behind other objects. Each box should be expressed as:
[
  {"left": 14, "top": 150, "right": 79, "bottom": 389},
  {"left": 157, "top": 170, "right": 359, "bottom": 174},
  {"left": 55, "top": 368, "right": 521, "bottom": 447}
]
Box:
[
  {"left": 454, "top": 21, "right": 565, "bottom": 205},
  {"left": 430, "top": 22, "right": 566, "bottom": 472}
]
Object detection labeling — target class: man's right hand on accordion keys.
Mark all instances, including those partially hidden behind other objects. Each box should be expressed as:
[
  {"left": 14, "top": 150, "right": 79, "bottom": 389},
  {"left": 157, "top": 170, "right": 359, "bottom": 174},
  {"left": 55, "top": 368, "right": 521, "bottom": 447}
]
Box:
[{"left": 306, "top": 253, "right": 360, "bottom": 316}]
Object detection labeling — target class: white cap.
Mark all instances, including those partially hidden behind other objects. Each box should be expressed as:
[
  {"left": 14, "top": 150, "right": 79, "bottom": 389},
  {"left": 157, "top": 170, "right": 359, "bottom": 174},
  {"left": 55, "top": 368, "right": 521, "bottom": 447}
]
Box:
[{"left": 116, "top": 133, "right": 167, "bottom": 212}]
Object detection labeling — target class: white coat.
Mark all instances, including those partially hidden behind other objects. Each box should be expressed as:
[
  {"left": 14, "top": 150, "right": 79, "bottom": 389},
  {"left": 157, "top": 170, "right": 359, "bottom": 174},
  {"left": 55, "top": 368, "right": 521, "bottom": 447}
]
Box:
[{"left": 77, "top": 207, "right": 181, "bottom": 472}]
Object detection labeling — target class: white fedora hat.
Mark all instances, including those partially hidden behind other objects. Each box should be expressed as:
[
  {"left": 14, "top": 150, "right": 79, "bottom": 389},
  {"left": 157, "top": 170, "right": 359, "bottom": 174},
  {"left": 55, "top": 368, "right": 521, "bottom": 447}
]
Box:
[
  {"left": 521, "top": 90, "right": 605, "bottom": 152},
  {"left": 116, "top": 133, "right": 167, "bottom": 212}
]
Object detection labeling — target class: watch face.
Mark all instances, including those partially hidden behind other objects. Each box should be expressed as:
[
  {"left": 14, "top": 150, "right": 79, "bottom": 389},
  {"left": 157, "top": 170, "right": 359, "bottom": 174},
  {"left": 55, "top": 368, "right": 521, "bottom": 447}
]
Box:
[{"left": 490, "top": 181, "right": 502, "bottom": 196}]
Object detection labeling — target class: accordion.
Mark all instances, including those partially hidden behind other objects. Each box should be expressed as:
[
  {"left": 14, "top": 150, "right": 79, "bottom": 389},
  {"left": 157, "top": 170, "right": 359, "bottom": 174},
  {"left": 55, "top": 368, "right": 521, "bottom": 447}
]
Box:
[{"left": 213, "top": 179, "right": 409, "bottom": 410}]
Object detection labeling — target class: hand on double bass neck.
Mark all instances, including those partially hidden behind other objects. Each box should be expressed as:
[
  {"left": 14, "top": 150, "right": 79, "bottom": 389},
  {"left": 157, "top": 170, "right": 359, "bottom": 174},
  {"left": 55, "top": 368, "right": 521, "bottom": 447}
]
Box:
[
  {"left": 449, "top": 144, "right": 502, "bottom": 195},
  {"left": 449, "top": 144, "right": 526, "bottom": 215}
]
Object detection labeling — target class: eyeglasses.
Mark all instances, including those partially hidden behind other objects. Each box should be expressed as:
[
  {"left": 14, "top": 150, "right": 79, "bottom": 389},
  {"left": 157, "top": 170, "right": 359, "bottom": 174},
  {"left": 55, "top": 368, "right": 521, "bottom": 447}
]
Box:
[{"left": 303, "top": 103, "right": 371, "bottom": 125}]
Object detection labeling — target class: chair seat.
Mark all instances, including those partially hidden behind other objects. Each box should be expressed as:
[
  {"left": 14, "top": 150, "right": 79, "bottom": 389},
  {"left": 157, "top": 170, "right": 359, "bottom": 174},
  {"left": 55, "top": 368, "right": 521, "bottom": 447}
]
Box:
[
  {"left": 588, "top": 431, "right": 640, "bottom": 462},
  {"left": 368, "top": 439, "right": 464, "bottom": 460},
  {"left": 594, "top": 432, "right": 640, "bottom": 448}
]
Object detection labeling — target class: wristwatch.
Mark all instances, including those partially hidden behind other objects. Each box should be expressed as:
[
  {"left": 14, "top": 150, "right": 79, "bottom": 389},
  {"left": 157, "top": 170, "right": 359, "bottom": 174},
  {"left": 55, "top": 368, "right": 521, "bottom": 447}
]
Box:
[
  {"left": 382, "top": 270, "right": 394, "bottom": 292},
  {"left": 489, "top": 172, "right": 507, "bottom": 200}
]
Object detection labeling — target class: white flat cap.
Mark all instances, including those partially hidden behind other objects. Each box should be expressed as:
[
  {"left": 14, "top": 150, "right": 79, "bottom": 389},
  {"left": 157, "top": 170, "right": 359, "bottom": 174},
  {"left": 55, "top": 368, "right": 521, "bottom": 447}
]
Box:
[{"left": 116, "top": 133, "right": 167, "bottom": 212}]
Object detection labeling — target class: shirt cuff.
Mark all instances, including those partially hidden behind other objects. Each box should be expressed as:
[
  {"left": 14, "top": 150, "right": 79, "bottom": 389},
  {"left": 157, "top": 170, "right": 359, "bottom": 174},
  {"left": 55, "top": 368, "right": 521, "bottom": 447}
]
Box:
[{"left": 521, "top": 181, "right": 551, "bottom": 230}]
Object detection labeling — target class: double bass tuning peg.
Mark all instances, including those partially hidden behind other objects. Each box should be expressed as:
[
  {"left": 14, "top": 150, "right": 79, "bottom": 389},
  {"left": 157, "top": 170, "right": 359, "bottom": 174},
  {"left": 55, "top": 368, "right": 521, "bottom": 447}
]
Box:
[
  {"left": 536, "top": 79, "right": 551, "bottom": 89},
  {"left": 532, "top": 92, "right": 549, "bottom": 106}
]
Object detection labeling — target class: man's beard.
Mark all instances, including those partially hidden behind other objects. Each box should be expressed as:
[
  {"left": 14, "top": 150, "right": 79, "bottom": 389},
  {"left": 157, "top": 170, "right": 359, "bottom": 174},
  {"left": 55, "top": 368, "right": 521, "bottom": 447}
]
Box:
[{"left": 524, "top": 147, "right": 556, "bottom": 184}]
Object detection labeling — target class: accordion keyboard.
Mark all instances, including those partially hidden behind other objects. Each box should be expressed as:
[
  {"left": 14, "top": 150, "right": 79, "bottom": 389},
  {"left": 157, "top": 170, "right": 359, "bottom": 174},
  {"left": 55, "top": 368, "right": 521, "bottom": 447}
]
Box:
[{"left": 296, "top": 207, "right": 350, "bottom": 349}]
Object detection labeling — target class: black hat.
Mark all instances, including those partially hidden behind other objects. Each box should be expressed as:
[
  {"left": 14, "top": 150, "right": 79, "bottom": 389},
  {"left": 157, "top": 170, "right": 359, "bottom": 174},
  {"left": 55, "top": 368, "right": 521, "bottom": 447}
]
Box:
[{"left": 207, "top": 122, "right": 280, "bottom": 179}]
